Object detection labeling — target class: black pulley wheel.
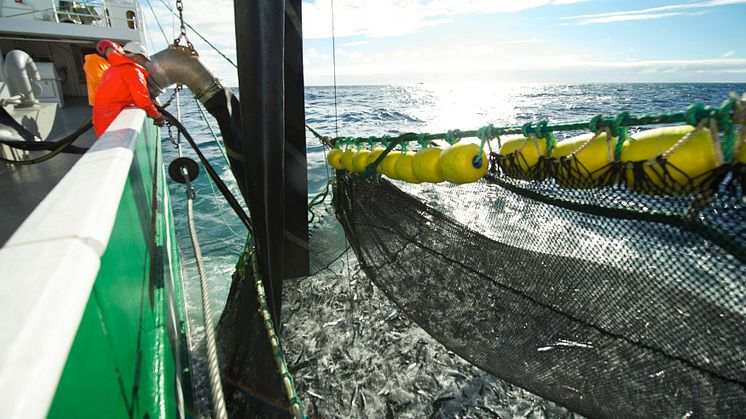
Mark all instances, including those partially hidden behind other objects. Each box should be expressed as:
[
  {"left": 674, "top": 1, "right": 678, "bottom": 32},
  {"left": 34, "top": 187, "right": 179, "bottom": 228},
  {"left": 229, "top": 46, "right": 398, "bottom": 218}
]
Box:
[{"left": 169, "top": 157, "right": 200, "bottom": 183}]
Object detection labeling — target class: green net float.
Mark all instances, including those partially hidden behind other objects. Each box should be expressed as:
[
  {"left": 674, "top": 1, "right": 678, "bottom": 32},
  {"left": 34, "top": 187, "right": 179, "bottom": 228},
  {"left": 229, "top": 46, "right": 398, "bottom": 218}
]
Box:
[
  {"left": 327, "top": 148, "right": 345, "bottom": 170},
  {"left": 438, "top": 142, "right": 488, "bottom": 184},
  {"left": 367, "top": 147, "right": 387, "bottom": 172},
  {"left": 341, "top": 147, "right": 356, "bottom": 172},
  {"left": 412, "top": 147, "right": 445, "bottom": 183},
  {"left": 381, "top": 152, "right": 401, "bottom": 179},
  {"left": 352, "top": 149, "right": 371, "bottom": 173},
  {"left": 621, "top": 126, "right": 717, "bottom": 193},
  {"left": 394, "top": 151, "right": 422, "bottom": 184},
  {"left": 498, "top": 135, "right": 546, "bottom": 180},
  {"left": 552, "top": 132, "right": 615, "bottom": 188}
]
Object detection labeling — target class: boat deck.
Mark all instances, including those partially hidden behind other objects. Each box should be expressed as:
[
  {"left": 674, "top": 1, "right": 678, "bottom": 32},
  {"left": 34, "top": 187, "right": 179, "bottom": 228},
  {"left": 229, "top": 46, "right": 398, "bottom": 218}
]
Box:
[{"left": 0, "top": 98, "right": 96, "bottom": 245}]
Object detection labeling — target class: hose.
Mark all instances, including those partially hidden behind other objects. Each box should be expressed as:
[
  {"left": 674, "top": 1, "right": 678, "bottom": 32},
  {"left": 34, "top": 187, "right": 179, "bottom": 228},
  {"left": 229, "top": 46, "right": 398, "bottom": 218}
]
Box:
[
  {"left": 0, "top": 118, "right": 93, "bottom": 165},
  {"left": 160, "top": 107, "right": 253, "bottom": 233}
]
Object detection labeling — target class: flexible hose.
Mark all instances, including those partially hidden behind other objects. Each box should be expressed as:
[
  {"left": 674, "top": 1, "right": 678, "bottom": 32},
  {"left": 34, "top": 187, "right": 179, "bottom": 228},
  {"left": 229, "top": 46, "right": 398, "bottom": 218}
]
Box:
[
  {"left": 0, "top": 118, "right": 92, "bottom": 164},
  {"left": 160, "top": 107, "right": 253, "bottom": 233}
]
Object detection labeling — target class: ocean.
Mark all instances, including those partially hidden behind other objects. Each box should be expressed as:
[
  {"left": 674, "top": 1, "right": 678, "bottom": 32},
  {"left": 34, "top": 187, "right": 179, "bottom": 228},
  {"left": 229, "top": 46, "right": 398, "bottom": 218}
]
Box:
[{"left": 160, "top": 83, "right": 745, "bottom": 418}]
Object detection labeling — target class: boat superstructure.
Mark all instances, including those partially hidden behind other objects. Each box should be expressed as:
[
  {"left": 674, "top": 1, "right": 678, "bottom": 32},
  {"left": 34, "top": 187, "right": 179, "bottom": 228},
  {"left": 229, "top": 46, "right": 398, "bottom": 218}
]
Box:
[{"left": 0, "top": 2, "right": 194, "bottom": 417}]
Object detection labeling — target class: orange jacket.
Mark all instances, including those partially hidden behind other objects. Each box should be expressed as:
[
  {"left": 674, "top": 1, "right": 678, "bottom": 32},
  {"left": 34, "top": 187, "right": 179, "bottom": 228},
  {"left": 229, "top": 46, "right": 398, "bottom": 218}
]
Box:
[
  {"left": 93, "top": 53, "right": 159, "bottom": 137},
  {"left": 83, "top": 54, "right": 110, "bottom": 106}
]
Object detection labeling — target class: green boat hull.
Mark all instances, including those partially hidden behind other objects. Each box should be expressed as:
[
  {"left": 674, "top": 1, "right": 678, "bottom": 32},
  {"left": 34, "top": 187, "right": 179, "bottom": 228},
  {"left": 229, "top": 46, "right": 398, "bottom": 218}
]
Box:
[{"left": 48, "top": 120, "right": 191, "bottom": 418}]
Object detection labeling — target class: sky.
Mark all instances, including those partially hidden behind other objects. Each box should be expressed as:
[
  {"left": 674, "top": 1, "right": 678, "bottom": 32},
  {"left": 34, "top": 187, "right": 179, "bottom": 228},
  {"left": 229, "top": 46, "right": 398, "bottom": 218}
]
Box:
[{"left": 142, "top": 0, "right": 746, "bottom": 86}]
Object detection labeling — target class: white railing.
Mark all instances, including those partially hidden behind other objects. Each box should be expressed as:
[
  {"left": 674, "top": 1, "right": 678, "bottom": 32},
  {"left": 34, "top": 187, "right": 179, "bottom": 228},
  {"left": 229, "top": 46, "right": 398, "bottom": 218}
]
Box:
[{"left": 1, "top": 0, "right": 140, "bottom": 29}]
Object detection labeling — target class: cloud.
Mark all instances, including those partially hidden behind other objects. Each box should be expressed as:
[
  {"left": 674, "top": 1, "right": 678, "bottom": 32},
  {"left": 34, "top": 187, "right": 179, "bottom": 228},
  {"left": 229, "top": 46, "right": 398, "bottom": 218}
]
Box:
[
  {"left": 302, "top": 0, "right": 590, "bottom": 39},
  {"left": 722, "top": 50, "right": 735, "bottom": 58},
  {"left": 563, "top": 0, "right": 746, "bottom": 25},
  {"left": 575, "top": 12, "right": 690, "bottom": 24}
]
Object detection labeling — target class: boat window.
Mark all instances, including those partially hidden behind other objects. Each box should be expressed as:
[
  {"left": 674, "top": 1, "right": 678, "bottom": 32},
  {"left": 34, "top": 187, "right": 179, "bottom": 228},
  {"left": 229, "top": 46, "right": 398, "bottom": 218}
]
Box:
[{"left": 126, "top": 10, "right": 136, "bottom": 29}]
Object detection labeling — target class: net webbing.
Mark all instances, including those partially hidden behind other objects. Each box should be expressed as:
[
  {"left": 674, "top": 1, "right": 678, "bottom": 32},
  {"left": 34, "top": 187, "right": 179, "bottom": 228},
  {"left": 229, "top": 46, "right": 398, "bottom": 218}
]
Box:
[{"left": 333, "top": 164, "right": 746, "bottom": 417}]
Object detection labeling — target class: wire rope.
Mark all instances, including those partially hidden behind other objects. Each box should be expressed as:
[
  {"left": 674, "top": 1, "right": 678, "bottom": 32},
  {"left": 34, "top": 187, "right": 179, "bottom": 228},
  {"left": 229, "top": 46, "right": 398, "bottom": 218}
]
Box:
[
  {"left": 156, "top": 0, "right": 238, "bottom": 69},
  {"left": 182, "top": 172, "right": 229, "bottom": 419}
]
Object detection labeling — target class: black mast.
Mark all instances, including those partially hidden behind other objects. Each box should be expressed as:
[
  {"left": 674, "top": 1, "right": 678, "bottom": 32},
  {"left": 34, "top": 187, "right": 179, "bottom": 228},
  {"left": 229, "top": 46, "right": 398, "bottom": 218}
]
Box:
[
  {"left": 232, "top": 0, "right": 308, "bottom": 323},
  {"left": 217, "top": 0, "right": 307, "bottom": 415}
]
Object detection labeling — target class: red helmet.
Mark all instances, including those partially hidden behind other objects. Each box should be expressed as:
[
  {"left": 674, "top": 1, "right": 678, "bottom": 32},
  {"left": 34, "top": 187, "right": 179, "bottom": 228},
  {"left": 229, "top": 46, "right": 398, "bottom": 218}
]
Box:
[{"left": 96, "top": 40, "right": 121, "bottom": 57}]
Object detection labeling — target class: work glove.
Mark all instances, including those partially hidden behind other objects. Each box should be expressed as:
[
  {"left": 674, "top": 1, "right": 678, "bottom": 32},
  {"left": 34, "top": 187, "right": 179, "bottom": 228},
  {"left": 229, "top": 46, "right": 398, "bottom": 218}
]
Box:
[{"left": 153, "top": 113, "right": 166, "bottom": 126}]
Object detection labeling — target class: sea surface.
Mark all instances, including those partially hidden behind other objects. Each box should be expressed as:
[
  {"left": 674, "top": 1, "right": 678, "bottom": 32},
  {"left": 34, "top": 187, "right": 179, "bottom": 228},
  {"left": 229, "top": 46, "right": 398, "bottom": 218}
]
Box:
[{"left": 160, "top": 83, "right": 745, "bottom": 418}]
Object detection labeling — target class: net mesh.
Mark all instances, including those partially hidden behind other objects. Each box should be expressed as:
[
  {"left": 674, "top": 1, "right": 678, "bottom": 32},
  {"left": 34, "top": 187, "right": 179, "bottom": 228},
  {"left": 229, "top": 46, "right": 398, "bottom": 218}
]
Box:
[{"left": 333, "top": 155, "right": 746, "bottom": 417}]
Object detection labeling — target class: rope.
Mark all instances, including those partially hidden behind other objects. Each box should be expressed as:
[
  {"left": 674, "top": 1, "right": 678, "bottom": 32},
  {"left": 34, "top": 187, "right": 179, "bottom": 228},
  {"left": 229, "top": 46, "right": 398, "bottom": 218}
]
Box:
[
  {"left": 192, "top": 98, "right": 245, "bottom": 238},
  {"left": 182, "top": 171, "right": 228, "bottom": 419},
  {"left": 161, "top": 108, "right": 253, "bottom": 232},
  {"left": 330, "top": 0, "right": 339, "bottom": 140},
  {"left": 194, "top": 98, "right": 231, "bottom": 167},
  {"left": 144, "top": 0, "right": 169, "bottom": 45},
  {"left": 235, "top": 241, "right": 306, "bottom": 419},
  {"left": 320, "top": 98, "right": 743, "bottom": 156},
  {"left": 157, "top": 0, "right": 238, "bottom": 68}
]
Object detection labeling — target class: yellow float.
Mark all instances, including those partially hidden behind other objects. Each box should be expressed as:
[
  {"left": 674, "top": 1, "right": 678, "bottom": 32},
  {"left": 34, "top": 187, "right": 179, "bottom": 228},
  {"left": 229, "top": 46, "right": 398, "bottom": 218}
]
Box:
[
  {"left": 412, "top": 147, "right": 445, "bottom": 183},
  {"left": 620, "top": 126, "right": 718, "bottom": 193},
  {"left": 736, "top": 133, "right": 746, "bottom": 164},
  {"left": 366, "top": 147, "right": 387, "bottom": 172},
  {"left": 341, "top": 147, "right": 356, "bottom": 172},
  {"left": 327, "top": 148, "right": 345, "bottom": 170},
  {"left": 394, "top": 151, "right": 422, "bottom": 183},
  {"left": 438, "top": 142, "right": 489, "bottom": 184},
  {"left": 380, "top": 152, "right": 401, "bottom": 179},
  {"left": 552, "top": 131, "right": 616, "bottom": 188},
  {"left": 351, "top": 149, "right": 371, "bottom": 173},
  {"left": 498, "top": 135, "right": 546, "bottom": 180}
]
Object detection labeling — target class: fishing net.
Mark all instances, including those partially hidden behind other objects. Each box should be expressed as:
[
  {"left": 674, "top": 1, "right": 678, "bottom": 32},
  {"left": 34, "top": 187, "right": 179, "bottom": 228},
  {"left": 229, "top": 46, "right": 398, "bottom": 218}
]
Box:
[{"left": 333, "top": 143, "right": 746, "bottom": 418}]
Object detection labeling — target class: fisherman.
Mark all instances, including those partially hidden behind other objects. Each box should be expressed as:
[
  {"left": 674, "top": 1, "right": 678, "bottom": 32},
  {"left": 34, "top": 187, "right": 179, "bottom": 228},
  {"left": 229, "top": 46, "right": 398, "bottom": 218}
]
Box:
[
  {"left": 92, "top": 41, "right": 165, "bottom": 137},
  {"left": 82, "top": 40, "right": 121, "bottom": 106}
]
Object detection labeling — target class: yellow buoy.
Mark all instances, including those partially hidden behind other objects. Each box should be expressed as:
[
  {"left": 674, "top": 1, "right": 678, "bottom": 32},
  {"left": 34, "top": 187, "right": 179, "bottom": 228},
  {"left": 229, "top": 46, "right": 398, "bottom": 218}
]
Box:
[
  {"left": 412, "top": 147, "right": 445, "bottom": 183},
  {"left": 736, "top": 134, "right": 746, "bottom": 164},
  {"left": 327, "top": 148, "right": 345, "bottom": 170},
  {"left": 352, "top": 149, "right": 371, "bottom": 173},
  {"left": 498, "top": 135, "right": 546, "bottom": 179},
  {"left": 341, "top": 148, "right": 356, "bottom": 172},
  {"left": 381, "top": 152, "right": 401, "bottom": 179},
  {"left": 367, "top": 147, "right": 387, "bottom": 172},
  {"left": 394, "top": 151, "right": 422, "bottom": 183},
  {"left": 438, "top": 142, "right": 489, "bottom": 184},
  {"left": 552, "top": 132, "right": 616, "bottom": 188},
  {"left": 621, "top": 126, "right": 718, "bottom": 193}
]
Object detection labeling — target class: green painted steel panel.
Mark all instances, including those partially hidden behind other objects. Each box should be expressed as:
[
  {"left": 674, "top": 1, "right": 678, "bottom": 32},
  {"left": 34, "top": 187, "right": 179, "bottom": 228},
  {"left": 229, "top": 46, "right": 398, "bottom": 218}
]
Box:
[
  {"left": 46, "top": 294, "right": 130, "bottom": 418},
  {"left": 49, "top": 121, "right": 187, "bottom": 418}
]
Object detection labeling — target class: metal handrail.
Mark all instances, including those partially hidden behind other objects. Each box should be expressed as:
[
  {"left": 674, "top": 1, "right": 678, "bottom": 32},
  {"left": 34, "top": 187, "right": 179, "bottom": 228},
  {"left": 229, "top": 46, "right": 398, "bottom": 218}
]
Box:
[{"left": 1, "top": 0, "right": 140, "bottom": 28}]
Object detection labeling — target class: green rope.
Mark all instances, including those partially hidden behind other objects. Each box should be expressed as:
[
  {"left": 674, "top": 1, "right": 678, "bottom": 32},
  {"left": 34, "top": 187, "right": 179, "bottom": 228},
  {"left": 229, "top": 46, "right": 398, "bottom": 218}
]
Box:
[
  {"left": 611, "top": 111, "right": 630, "bottom": 161},
  {"left": 235, "top": 238, "right": 307, "bottom": 419},
  {"left": 474, "top": 124, "right": 494, "bottom": 168},
  {"left": 533, "top": 121, "right": 557, "bottom": 157},
  {"left": 445, "top": 129, "right": 461, "bottom": 145},
  {"left": 316, "top": 97, "right": 742, "bottom": 158},
  {"left": 417, "top": 133, "right": 431, "bottom": 148},
  {"left": 614, "top": 127, "right": 628, "bottom": 161}
]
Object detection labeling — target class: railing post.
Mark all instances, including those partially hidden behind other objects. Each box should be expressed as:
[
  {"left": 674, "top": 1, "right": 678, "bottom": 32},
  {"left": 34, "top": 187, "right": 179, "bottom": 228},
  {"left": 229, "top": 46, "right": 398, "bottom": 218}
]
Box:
[
  {"left": 51, "top": 0, "right": 59, "bottom": 23},
  {"left": 100, "top": 0, "right": 108, "bottom": 27}
]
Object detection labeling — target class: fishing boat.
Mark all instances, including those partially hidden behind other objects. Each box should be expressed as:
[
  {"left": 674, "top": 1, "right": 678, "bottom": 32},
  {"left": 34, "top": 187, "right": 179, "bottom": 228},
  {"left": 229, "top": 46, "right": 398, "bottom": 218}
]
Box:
[
  {"left": 0, "top": 1, "right": 195, "bottom": 417},
  {"left": 1, "top": 0, "right": 309, "bottom": 416},
  {"left": 2, "top": 0, "right": 745, "bottom": 418}
]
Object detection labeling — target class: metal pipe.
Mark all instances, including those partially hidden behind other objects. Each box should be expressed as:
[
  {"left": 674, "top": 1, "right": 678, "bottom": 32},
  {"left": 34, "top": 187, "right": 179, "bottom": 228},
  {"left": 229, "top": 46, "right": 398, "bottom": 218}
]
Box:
[
  {"left": 145, "top": 45, "right": 224, "bottom": 104},
  {"left": 3, "top": 50, "right": 41, "bottom": 108}
]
